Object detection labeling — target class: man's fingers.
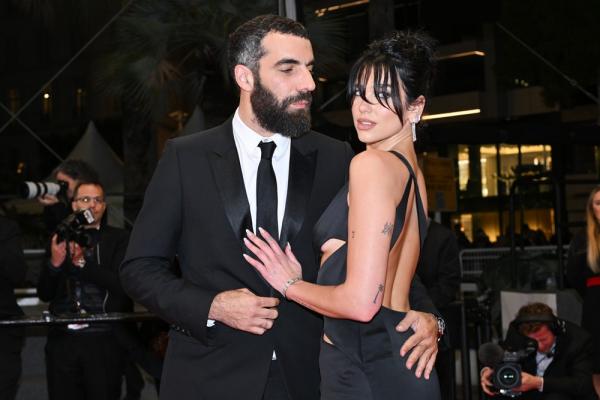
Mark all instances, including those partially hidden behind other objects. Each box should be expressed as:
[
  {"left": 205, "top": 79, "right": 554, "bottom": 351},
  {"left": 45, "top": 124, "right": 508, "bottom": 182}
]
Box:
[
  {"left": 414, "top": 348, "right": 436, "bottom": 378},
  {"left": 405, "top": 342, "right": 425, "bottom": 370},
  {"left": 256, "top": 296, "right": 280, "bottom": 310},
  {"left": 399, "top": 331, "right": 421, "bottom": 357},
  {"left": 423, "top": 350, "right": 437, "bottom": 379},
  {"left": 396, "top": 311, "right": 418, "bottom": 332}
]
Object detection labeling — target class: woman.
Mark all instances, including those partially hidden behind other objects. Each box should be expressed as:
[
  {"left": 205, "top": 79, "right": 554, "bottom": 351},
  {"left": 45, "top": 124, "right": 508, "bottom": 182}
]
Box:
[
  {"left": 244, "top": 30, "right": 440, "bottom": 399},
  {"left": 566, "top": 186, "right": 600, "bottom": 397}
]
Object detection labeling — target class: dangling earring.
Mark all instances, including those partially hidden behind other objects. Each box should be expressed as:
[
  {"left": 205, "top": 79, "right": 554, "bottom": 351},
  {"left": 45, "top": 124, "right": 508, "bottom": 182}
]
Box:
[{"left": 412, "top": 116, "right": 421, "bottom": 142}]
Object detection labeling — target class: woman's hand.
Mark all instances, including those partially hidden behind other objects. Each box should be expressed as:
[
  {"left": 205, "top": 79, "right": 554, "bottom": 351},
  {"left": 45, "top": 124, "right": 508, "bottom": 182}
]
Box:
[{"left": 243, "top": 227, "right": 302, "bottom": 297}]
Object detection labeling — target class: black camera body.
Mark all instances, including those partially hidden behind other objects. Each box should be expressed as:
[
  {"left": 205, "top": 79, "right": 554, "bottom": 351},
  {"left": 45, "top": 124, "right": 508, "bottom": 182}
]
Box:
[
  {"left": 479, "top": 340, "right": 537, "bottom": 398},
  {"left": 55, "top": 209, "right": 98, "bottom": 248},
  {"left": 491, "top": 349, "right": 530, "bottom": 397}
]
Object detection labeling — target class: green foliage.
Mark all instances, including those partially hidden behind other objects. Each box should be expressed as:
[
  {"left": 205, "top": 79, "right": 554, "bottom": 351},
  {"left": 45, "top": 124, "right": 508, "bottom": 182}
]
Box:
[{"left": 95, "top": 0, "right": 276, "bottom": 122}]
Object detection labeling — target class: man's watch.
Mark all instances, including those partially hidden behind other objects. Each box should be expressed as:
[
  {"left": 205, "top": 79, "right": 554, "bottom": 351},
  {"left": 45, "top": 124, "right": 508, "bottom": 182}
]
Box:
[{"left": 435, "top": 316, "right": 446, "bottom": 341}]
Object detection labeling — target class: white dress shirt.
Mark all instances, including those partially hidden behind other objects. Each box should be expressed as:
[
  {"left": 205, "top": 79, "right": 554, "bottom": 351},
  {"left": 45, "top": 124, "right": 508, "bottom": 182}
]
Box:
[{"left": 232, "top": 108, "right": 290, "bottom": 236}]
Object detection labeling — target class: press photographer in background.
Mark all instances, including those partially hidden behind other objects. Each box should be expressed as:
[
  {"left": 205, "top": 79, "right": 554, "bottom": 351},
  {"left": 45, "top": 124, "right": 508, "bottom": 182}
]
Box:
[
  {"left": 27, "top": 159, "right": 99, "bottom": 234},
  {"left": 37, "top": 180, "right": 132, "bottom": 400},
  {"left": 480, "top": 303, "right": 595, "bottom": 400}
]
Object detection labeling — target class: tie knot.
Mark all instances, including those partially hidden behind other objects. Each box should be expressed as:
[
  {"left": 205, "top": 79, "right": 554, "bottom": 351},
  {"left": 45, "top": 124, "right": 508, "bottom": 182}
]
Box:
[{"left": 258, "top": 141, "right": 276, "bottom": 160}]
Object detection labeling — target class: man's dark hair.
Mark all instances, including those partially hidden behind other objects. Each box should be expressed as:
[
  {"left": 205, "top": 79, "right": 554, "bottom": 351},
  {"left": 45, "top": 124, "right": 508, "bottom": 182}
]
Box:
[
  {"left": 516, "top": 302, "right": 556, "bottom": 335},
  {"left": 54, "top": 159, "right": 99, "bottom": 182},
  {"left": 227, "top": 14, "right": 309, "bottom": 79}
]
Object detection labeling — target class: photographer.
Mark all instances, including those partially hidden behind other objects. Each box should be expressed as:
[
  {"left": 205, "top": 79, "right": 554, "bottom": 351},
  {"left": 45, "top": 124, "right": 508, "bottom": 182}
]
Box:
[
  {"left": 37, "top": 180, "right": 131, "bottom": 400},
  {"left": 36, "top": 159, "right": 99, "bottom": 234},
  {"left": 480, "top": 303, "right": 595, "bottom": 399}
]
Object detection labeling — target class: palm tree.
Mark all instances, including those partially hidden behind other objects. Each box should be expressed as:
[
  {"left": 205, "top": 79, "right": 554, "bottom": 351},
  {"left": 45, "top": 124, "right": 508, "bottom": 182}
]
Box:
[{"left": 97, "top": 0, "right": 348, "bottom": 220}]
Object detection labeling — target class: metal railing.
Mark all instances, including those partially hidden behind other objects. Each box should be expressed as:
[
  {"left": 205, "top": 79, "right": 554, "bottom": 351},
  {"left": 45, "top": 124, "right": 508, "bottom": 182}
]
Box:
[{"left": 459, "top": 245, "right": 569, "bottom": 282}]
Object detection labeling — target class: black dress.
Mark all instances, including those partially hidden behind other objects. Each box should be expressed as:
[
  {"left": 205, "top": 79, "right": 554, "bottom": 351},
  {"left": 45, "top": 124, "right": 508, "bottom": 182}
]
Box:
[
  {"left": 566, "top": 229, "right": 600, "bottom": 373},
  {"left": 314, "top": 151, "right": 441, "bottom": 400}
]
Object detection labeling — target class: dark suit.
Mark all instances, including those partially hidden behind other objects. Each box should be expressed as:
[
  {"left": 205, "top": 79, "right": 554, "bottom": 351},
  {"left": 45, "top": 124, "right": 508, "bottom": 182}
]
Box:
[
  {"left": 416, "top": 220, "right": 460, "bottom": 400},
  {"left": 121, "top": 119, "right": 436, "bottom": 400},
  {"left": 502, "top": 320, "right": 595, "bottom": 400}
]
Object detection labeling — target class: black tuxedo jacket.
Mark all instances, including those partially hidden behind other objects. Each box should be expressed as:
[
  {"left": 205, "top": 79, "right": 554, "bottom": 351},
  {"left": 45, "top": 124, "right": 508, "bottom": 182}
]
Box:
[{"left": 121, "top": 119, "right": 437, "bottom": 400}]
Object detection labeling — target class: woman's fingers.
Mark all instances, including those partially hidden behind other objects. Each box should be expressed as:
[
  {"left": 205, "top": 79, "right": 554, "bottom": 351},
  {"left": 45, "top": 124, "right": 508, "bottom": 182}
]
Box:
[{"left": 257, "top": 227, "right": 284, "bottom": 256}]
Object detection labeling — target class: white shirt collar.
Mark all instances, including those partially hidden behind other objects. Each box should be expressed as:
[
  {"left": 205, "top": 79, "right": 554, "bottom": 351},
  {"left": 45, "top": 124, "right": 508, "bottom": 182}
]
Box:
[{"left": 232, "top": 108, "right": 290, "bottom": 160}]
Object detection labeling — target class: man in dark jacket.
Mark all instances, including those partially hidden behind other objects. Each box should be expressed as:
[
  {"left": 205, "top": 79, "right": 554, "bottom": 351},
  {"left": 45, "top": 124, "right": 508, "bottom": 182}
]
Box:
[
  {"left": 0, "top": 216, "right": 27, "bottom": 400},
  {"left": 481, "top": 303, "right": 595, "bottom": 400},
  {"left": 417, "top": 219, "right": 461, "bottom": 400},
  {"left": 37, "top": 180, "right": 131, "bottom": 400}
]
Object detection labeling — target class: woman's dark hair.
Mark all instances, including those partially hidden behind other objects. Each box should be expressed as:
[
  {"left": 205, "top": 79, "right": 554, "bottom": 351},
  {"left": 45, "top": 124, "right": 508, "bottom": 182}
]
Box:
[{"left": 348, "top": 30, "right": 437, "bottom": 121}]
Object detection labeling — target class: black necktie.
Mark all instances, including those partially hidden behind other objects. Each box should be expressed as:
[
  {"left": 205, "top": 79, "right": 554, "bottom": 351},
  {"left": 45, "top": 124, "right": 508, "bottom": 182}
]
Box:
[{"left": 256, "top": 141, "right": 278, "bottom": 240}]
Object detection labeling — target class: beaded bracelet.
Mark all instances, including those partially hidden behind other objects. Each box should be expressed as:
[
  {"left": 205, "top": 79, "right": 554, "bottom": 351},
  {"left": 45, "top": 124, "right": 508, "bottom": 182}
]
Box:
[{"left": 282, "top": 276, "right": 302, "bottom": 299}]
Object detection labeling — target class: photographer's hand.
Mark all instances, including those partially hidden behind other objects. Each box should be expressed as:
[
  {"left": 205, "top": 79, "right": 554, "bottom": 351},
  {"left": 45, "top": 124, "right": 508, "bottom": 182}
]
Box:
[
  {"left": 513, "top": 372, "right": 542, "bottom": 393},
  {"left": 69, "top": 242, "right": 86, "bottom": 268},
  {"left": 480, "top": 367, "right": 497, "bottom": 397},
  {"left": 50, "top": 234, "right": 66, "bottom": 268},
  {"left": 38, "top": 194, "right": 59, "bottom": 206}
]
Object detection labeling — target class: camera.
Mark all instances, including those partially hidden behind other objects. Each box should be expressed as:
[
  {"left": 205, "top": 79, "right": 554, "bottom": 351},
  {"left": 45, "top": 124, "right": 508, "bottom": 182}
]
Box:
[
  {"left": 479, "top": 341, "right": 536, "bottom": 397},
  {"left": 55, "top": 209, "right": 98, "bottom": 248},
  {"left": 20, "top": 180, "right": 68, "bottom": 201}
]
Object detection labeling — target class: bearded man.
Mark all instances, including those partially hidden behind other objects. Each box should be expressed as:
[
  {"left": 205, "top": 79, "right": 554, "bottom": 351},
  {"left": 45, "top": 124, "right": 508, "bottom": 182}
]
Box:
[{"left": 120, "top": 15, "right": 442, "bottom": 400}]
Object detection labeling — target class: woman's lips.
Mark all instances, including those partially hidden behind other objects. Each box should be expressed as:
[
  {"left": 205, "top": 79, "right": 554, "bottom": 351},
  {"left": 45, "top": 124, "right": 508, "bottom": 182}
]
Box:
[{"left": 355, "top": 118, "right": 376, "bottom": 130}]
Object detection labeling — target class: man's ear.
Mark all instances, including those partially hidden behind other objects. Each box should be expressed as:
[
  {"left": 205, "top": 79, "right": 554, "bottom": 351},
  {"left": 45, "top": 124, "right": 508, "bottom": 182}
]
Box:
[{"left": 234, "top": 65, "right": 254, "bottom": 92}]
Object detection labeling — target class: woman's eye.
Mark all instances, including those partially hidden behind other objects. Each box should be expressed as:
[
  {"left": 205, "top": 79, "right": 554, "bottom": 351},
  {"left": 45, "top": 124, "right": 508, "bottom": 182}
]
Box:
[{"left": 377, "top": 92, "right": 391, "bottom": 99}]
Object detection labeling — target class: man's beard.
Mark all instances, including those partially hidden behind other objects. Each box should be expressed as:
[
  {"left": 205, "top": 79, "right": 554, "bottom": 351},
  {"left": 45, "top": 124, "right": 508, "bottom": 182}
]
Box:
[{"left": 250, "top": 78, "right": 312, "bottom": 138}]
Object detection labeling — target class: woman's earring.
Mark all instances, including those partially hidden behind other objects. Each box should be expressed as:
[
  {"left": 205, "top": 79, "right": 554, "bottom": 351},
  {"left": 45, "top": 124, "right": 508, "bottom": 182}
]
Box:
[{"left": 412, "top": 116, "right": 421, "bottom": 142}]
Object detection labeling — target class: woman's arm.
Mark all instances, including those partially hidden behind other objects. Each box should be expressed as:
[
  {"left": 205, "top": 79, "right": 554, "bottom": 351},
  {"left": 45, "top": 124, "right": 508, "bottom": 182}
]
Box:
[{"left": 245, "top": 151, "right": 405, "bottom": 321}]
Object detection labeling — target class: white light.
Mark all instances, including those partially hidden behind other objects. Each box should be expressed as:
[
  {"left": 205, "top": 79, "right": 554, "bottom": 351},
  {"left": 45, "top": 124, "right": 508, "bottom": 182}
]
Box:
[
  {"left": 43, "top": 93, "right": 50, "bottom": 99},
  {"left": 422, "top": 109, "right": 481, "bottom": 121}
]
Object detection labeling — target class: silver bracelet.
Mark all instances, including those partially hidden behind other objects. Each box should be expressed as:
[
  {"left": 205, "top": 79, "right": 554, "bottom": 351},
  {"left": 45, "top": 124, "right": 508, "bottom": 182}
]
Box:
[{"left": 282, "top": 276, "right": 302, "bottom": 299}]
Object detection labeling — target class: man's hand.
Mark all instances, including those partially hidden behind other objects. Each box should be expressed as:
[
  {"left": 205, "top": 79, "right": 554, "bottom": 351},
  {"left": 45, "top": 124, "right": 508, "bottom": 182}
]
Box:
[
  {"left": 38, "top": 194, "right": 59, "bottom": 206},
  {"left": 480, "top": 367, "right": 496, "bottom": 396},
  {"left": 49, "top": 234, "right": 66, "bottom": 268},
  {"left": 208, "top": 288, "right": 279, "bottom": 335},
  {"left": 396, "top": 310, "right": 439, "bottom": 379},
  {"left": 513, "top": 372, "right": 542, "bottom": 393}
]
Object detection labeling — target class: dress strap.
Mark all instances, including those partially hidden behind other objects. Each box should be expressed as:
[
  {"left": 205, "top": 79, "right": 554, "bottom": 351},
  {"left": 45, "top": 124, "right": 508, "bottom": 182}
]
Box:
[{"left": 389, "top": 151, "right": 428, "bottom": 248}]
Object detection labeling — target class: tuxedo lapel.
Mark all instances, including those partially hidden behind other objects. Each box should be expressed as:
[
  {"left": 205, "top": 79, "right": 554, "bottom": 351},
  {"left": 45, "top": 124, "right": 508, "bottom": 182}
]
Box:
[
  {"left": 208, "top": 125, "right": 252, "bottom": 243},
  {"left": 279, "top": 141, "right": 317, "bottom": 246}
]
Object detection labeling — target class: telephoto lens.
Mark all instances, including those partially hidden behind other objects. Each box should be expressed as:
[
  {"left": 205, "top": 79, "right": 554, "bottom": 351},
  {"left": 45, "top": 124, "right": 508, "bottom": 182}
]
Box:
[{"left": 20, "top": 181, "right": 62, "bottom": 199}]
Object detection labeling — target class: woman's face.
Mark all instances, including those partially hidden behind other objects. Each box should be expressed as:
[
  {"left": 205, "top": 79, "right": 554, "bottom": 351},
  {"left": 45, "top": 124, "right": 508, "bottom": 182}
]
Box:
[
  {"left": 351, "top": 72, "right": 407, "bottom": 148},
  {"left": 592, "top": 191, "right": 600, "bottom": 223}
]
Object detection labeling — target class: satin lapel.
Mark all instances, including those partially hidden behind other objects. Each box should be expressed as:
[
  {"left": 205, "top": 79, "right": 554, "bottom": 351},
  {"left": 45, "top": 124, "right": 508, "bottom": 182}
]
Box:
[
  {"left": 279, "top": 143, "right": 317, "bottom": 246},
  {"left": 209, "top": 139, "right": 252, "bottom": 243}
]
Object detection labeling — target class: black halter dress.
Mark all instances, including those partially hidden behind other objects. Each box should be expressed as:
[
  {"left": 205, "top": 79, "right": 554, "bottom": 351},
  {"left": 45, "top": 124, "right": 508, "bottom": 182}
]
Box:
[{"left": 314, "top": 151, "right": 441, "bottom": 400}]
